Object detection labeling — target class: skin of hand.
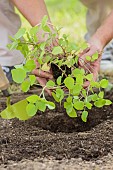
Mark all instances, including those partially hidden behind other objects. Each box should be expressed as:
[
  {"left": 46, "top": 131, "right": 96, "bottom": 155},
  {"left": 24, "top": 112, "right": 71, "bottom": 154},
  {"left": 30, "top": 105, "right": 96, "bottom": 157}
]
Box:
[
  {"left": 79, "top": 36, "right": 103, "bottom": 87},
  {"left": 11, "top": 0, "right": 58, "bottom": 95},
  {"left": 79, "top": 10, "right": 113, "bottom": 87}
]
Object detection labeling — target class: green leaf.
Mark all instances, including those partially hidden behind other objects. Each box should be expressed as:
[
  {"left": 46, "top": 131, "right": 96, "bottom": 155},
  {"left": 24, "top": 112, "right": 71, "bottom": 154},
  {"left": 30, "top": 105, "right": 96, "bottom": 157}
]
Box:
[
  {"left": 85, "top": 102, "right": 92, "bottom": 110},
  {"left": 94, "top": 99, "right": 106, "bottom": 108},
  {"left": 82, "top": 42, "right": 88, "bottom": 50},
  {"left": 76, "top": 74, "right": 84, "bottom": 85},
  {"left": 72, "top": 68, "right": 85, "bottom": 76},
  {"left": 43, "top": 25, "right": 51, "bottom": 32},
  {"left": 100, "top": 79, "right": 109, "bottom": 88},
  {"left": 14, "top": 28, "right": 26, "bottom": 39},
  {"left": 91, "top": 52, "right": 98, "bottom": 62},
  {"left": 56, "top": 88, "right": 64, "bottom": 102},
  {"left": 30, "top": 26, "right": 39, "bottom": 35},
  {"left": 86, "top": 56, "right": 91, "bottom": 61},
  {"left": 46, "top": 80, "right": 55, "bottom": 88},
  {"left": 105, "top": 100, "right": 112, "bottom": 106},
  {"left": 64, "top": 102, "right": 73, "bottom": 114},
  {"left": 85, "top": 74, "right": 93, "bottom": 81},
  {"left": 26, "top": 95, "right": 40, "bottom": 103},
  {"left": 52, "top": 92, "right": 60, "bottom": 102},
  {"left": 92, "top": 94, "right": 98, "bottom": 101},
  {"left": 64, "top": 77, "right": 74, "bottom": 90},
  {"left": 71, "top": 84, "right": 82, "bottom": 95},
  {"left": 21, "top": 81, "right": 30, "bottom": 92},
  {"left": 24, "top": 60, "right": 36, "bottom": 72},
  {"left": 26, "top": 103, "right": 37, "bottom": 117},
  {"left": 11, "top": 68, "right": 26, "bottom": 83},
  {"left": 12, "top": 99, "right": 30, "bottom": 120},
  {"left": 41, "top": 15, "right": 48, "bottom": 27},
  {"left": 90, "top": 81, "right": 100, "bottom": 88},
  {"left": 81, "top": 111, "right": 88, "bottom": 122},
  {"left": 0, "top": 105, "right": 15, "bottom": 119},
  {"left": 98, "top": 91, "right": 104, "bottom": 98},
  {"left": 29, "top": 75, "right": 36, "bottom": 86},
  {"left": 41, "top": 63, "right": 50, "bottom": 72},
  {"left": 66, "top": 96, "right": 72, "bottom": 103},
  {"left": 8, "top": 41, "right": 18, "bottom": 50},
  {"left": 67, "top": 108, "right": 77, "bottom": 118},
  {"left": 74, "top": 101, "right": 84, "bottom": 110},
  {"left": 57, "top": 76, "right": 62, "bottom": 85},
  {"left": 36, "top": 100, "right": 46, "bottom": 112},
  {"left": 45, "top": 55, "right": 51, "bottom": 63},
  {"left": 46, "top": 101, "right": 55, "bottom": 110},
  {"left": 52, "top": 46, "right": 63, "bottom": 55}
]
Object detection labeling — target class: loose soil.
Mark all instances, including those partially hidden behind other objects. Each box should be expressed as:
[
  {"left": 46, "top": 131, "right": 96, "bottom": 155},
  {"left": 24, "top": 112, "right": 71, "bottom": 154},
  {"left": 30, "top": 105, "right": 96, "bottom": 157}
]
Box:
[{"left": 0, "top": 88, "right": 113, "bottom": 169}]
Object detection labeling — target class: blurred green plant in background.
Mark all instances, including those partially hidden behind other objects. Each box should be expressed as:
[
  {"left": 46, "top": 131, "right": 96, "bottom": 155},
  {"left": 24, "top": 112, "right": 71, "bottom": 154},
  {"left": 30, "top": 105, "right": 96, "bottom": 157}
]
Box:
[{"left": 16, "top": 0, "right": 86, "bottom": 43}]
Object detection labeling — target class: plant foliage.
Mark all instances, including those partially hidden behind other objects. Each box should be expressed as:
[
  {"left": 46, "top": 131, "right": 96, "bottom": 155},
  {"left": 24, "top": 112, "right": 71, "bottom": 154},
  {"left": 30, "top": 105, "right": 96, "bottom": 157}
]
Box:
[{"left": 1, "top": 16, "right": 112, "bottom": 122}]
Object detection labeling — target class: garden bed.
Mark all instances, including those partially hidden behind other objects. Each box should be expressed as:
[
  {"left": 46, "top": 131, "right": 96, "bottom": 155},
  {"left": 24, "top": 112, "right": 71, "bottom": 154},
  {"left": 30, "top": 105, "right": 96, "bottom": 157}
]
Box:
[{"left": 0, "top": 89, "right": 113, "bottom": 169}]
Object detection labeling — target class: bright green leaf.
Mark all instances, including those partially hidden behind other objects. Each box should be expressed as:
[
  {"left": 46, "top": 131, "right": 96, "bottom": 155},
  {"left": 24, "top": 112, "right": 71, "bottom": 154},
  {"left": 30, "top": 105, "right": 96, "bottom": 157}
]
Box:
[
  {"left": 21, "top": 81, "right": 30, "bottom": 92},
  {"left": 64, "top": 77, "right": 74, "bottom": 89},
  {"left": 11, "top": 68, "right": 26, "bottom": 83},
  {"left": 52, "top": 46, "right": 63, "bottom": 55},
  {"left": 100, "top": 79, "right": 109, "bottom": 88},
  {"left": 14, "top": 28, "right": 26, "bottom": 39},
  {"left": 26, "top": 95, "right": 40, "bottom": 103},
  {"left": 74, "top": 101, "right": 84, "bottom": 110},
  {"left": 26, "top": 103, "right": 37, "bottom": 117},
  {"left": 81, "top": 111, "right": 88, "bottom": 122},
  {"left": 29, "top": 75, "right": 36, "bottom": 86}
]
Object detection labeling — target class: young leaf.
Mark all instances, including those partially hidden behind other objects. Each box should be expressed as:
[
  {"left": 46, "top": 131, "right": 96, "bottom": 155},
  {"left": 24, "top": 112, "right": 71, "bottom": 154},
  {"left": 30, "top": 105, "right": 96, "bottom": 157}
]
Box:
[
  {"left": 91, "top": 52, "right": 98, "bottom": 62},
  {"left": 100, "top": 79, "right": 108, "bottom": 88},
  {"left": 52, "top": 92, "right": 60, "bottom": 103},
  {"left": 86, "top": 56, "right": 91, "bottom": 61},
  {"left": 46, "top": 80, "right": 55, "bottom": 88},
  {"left": 26, "top": 95, "right": 40, "bottom": 103},
  {"left": 64, "top": 77, "right": 74, "bottom": 90},
  {"left": 67, "top": 108, "right": 77, "bottom": 118},
  {"left": 74, "top": 101, "right": 84, "bottom": 110},
  {"left": 92, "top": 94, "right": 98, "bottom": 101},
  {"left": 64, "top": 102, "right": 73, "bottom": 114},
  {"left": 94, "top": 99, "right": 106, "bottom": 108},
  {"left": 98, "top": 91, "right": 104, "bottom": 99},
  {"left": 36, "top": 100, "right": 46, "bottom": 112},
  {"left": 52, "top": 46, "right": 63, "bottom": 55},
  {"left": 11, "top": 68, "right": 26, "bottom": 83},
  {"left": 66, "top": 96, "right": 72, "bottom": 103},
  {"left": 85, "top": 102, "right": 92, "bottom": 110},
  {"left": 76, "top": 74, "right": 84, "bottom": 85},
  {"left": 29, "top": 75, "right": 36, "bottom": 86},
  {"left": 24, "top": 60, "right": 36, "bottom": 72},
  {"left": 46, "top": 101, "right": 55, "bottom": 110},
  {"left": 21, "top": 81, "right": 30, "bottom": 92},
  {"left": 41, "top": 63, "right": 50, "bottom": 72},
  {"left": 30, "top": 26, "right": 39, "bottom": 35},
  {"left": 41, "top": 15, "right": 48, "bottom": 27},
  {"left": 14, "top": 28, "right": 26, "bottom": 39},
  {"left": 105, "top": 100, "right": 112, "bottom": 106},
  {"left": 56, "top": 89, "right": 64, "bottom": 102},
  {"left": 26, "top": 103, "right": 37, "bottom": 117},
  {"left": 81, "top": 111, "right": 88, "bottom": 122},
  {"left": 85, "top": 74, "right": 93, "bottom": 81},
  {"left": 57, "top": 76, "right": 62, "bottom": 85}
]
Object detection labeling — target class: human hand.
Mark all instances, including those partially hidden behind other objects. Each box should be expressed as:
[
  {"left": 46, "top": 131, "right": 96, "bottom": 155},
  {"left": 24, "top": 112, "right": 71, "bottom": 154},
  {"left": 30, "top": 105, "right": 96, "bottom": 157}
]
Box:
[
  {"left": 79, "top": 37, "right": 103, "bottom": 87},
  {"left": 32, "top": 60, "right": 53, "bottom": 96},
  {"left": 32, "top": 23, "right": 58, "bottom": 95}
]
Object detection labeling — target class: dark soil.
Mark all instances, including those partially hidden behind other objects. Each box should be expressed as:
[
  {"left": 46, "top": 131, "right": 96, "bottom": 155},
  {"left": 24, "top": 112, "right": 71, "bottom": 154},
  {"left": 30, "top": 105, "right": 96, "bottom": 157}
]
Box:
[{"left": 0, "top": 89, "right": 113, "bottom": 165}]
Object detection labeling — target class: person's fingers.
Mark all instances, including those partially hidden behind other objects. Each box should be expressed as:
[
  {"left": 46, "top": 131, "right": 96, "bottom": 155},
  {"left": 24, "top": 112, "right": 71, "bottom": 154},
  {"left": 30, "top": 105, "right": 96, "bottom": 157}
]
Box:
[
  {"left": 36, "top": 77, "right": 52, "bottom": 96},
  {"left": 32, "top": 69, "right": 53, "bottom": 79},
  {"left": 79, "top": 46, "right": 99, "bottom": 67}
]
